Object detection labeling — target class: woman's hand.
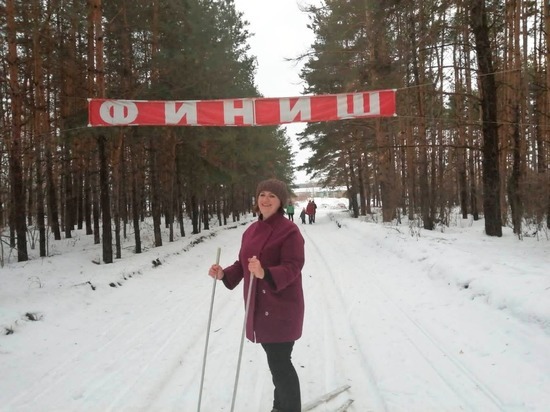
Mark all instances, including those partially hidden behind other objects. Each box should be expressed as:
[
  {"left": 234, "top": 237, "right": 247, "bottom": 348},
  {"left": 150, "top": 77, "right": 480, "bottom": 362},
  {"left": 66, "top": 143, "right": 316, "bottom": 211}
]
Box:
[
  {"left": 208, "top": 264, "right": 224, "bottom": 280},
  {"left": 248, "top": 256, "right": 265, "bottom": 279}
]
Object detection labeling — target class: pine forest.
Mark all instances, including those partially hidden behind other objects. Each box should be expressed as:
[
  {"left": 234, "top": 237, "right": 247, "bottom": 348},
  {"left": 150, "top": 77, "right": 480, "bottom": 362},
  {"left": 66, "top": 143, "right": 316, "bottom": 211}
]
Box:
[{"left": 1, "top": 0, "right": 549, "bottom": 263}]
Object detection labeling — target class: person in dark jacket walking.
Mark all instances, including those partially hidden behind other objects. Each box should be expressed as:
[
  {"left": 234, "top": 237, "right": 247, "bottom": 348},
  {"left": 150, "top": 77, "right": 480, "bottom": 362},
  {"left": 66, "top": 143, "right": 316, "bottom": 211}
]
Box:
[
  {"left": 306, "top": 200, "right": 315, "bottom": 224},
  {"left": 208, "top": 178, "right": 305, "bottom": 412},
  {"left": 299, "top": 207, "right": 306, "bottom": 224}
]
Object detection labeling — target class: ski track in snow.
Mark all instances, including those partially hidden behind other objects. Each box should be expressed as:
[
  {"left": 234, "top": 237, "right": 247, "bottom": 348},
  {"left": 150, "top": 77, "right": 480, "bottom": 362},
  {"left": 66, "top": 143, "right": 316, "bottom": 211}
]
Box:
[
  {"left": 303, "top": 213, "right": 504, "bottom": 411},
  {"left": 298, "top": 212, "right": 547, "bottom": 411},
  {"left": 300, "top": 224, "right": 384, "bottom": 411},
  {"left": 2, "top": 234, "right": 248, "bottom": 411},
  {"left": 6, "top": 270, "right": 209, "bottom": 411},
  {"left": 2, "top": 211, "right": 549, "bottom": 411}
]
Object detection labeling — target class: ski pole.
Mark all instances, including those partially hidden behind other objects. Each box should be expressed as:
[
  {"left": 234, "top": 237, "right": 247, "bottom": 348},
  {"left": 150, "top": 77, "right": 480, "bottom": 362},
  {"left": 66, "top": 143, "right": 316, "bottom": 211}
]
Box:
[
  {"left": 197, "top": 247, "right": 221, "bottom": 412},
  {"left": 230, "top": 271, "right": 254, "bottom": 412}
]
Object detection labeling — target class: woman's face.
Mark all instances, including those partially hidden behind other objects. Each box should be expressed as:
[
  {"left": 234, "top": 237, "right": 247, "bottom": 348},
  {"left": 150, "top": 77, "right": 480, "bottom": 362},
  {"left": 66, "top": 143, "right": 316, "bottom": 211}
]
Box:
[{"left": 257, "top": 191, "right": 281, "bottom": 219}]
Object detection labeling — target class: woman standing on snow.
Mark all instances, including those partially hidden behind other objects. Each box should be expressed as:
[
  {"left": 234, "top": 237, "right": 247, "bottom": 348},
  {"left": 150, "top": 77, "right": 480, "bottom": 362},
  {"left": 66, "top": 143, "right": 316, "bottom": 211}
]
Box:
[{"left": 208, "top": 178, "right": 305, "bottom": 412}]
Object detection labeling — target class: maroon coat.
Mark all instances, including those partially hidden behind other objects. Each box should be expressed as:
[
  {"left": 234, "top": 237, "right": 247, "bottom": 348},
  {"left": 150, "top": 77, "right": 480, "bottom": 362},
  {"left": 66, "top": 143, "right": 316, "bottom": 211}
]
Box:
[{"left": 222, "top": 212, "right": 305, "bottom": 343}]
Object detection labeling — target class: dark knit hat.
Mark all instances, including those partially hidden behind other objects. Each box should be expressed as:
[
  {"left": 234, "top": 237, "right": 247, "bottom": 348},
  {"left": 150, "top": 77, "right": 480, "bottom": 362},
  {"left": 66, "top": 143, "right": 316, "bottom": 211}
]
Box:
[{"left": 256, "top": 178, "right": 289, "bottom": 208}]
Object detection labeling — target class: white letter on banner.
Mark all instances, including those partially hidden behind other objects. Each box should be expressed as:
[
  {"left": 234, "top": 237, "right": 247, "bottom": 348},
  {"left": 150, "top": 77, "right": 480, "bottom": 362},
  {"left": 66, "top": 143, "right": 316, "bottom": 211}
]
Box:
[
  {"left": 165, "top": 102, "right": 198, "bottom": 125},
  {"left": 279, "top": 98, "right": 312, "bottom": 122},
  {"left": 224, "top": 99, "right": 254, "bottom": 125},
  {"left": 100, "top": 101, "right": 139, "bottom": 125},
  {"left": 337, "top": 93, "right": 380, "bottom": 118}
]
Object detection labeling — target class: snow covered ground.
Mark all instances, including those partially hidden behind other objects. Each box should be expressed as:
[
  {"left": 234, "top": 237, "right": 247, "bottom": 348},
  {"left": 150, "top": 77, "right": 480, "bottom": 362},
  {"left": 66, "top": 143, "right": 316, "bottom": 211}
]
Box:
[{"left": 1, "top": 199, "right": 549, "bottom": 412}]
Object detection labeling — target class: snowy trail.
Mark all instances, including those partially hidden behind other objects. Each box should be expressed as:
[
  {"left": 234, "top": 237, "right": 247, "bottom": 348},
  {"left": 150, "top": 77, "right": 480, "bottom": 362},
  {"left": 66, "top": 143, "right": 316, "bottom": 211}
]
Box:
[
  {"left": 5, "top": 268, "right": 213, "bottom": 411},
  {"left": 1, "top": 210, "right": 549, "bottom": 411},
  {"left": 299, "top": 213, "right": 504, "bottom": 411},
  {"left": 299, "top": 224, "right": 385, "bottom": 411},
  {"left": 296, "top": 211, "right": 549, "bottom": 411},
  {"left": 1, "top": 234, "right": 245, "bottom": 411}
]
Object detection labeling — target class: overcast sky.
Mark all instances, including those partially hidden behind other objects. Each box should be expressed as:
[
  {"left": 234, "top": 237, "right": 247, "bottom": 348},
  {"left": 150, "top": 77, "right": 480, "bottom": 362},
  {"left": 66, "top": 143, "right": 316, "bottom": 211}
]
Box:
[
  {"left": 232, "top": 0, "right": 322, "bottom": 183},
  {"left": 233, "top": 0, "right": 317, "bottom": 97}
]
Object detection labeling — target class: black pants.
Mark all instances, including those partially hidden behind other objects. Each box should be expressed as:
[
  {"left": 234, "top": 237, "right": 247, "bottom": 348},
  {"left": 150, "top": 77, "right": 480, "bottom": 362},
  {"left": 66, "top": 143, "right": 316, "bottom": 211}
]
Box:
[{"left": 261, "top": 341, "right": 301, "bottom": 412}]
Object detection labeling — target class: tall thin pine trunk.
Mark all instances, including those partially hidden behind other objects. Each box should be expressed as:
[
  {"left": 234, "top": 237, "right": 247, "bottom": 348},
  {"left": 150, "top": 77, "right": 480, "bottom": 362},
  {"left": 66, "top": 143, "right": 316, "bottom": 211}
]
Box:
[
  {"left": 32, "top": 0, "right": 48, "bottom": 256},
  {"left": 130, "top": 133, "right": 142, "bottom": 254},
  {"left": 470, "top": 0, "right": 503, "bottom": 236},
  {"left": 544, "top": 0, "right": 550, "bottom": 229},
  {"left": 409, "top": 11, "right": 433, "bottom": 230},
  {"left": 6, "top": 0, "right": 29, "bottom": 261},
  {"left": 150, "top": 138, "right": 163, "bottom": 246},
  {"left": 98, "top": 134, "right": 112, "bottom": 263},
  {"left": 89, "top": 0, "right": 113, "bottom": 261}
]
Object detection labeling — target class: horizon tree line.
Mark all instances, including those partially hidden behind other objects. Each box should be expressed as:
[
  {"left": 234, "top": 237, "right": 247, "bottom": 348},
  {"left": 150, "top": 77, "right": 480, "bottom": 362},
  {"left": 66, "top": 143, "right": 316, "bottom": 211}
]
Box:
[
  {"left": 298, "top": 0, "right": 549, "bottom": 237},
  {"left": 2, "top": 0, "right": 549, "bottom": 264},
  {"left": 1, "top": 0, "right": 293, "bottom": 263}
]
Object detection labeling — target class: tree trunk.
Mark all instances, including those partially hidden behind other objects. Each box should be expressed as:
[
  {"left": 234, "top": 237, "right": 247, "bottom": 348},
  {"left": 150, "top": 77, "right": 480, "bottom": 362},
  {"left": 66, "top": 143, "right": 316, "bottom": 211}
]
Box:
[
  {"left": 150, "top": 138, "right": 163, "bottom": 246},
  {"left": 46, "top": 144, "right": 62, "bottom": 239},
  {"left": 463, "top": 33, "right": 480, "bottom": 221},
  {"left": 405, "top": 122, "right": 416, "bottom": 220},
  {"left": 112, "top": 133, "right": 123, "bottom": 259},
  {"left": 130, "top": 132, "right": 143, "bottom": 254},
  {"left": 191, "top": 194, "right": 200, "bottom": 234},
  {"left": 356, "top": 133, "right": 367, "bottom": 217},
  {"left": 508, "top": 108, "right": 523, "bottom": 235},
  {"left": 470, "top": 0, "right": 503, "bottom": 236},
  {"left": 63, "top": 141, "right": 74, "bottom": 239},
  {"left": 346, "top": 149, "right": 360, "bottom": 218},
  {"left": 84, "top": 154, "right": 93, "bottom": 235},
  {"left": 453, "top": 44, "right": 469, "bottom": 219},
  {"left": 202, "top": 198, "right": 210, "bottom": 230},
  {"left": 92, "top": 159, "right": 101, "bottom": 245},
  {"left": 375, "top": 120, "right": 396, "bottom": 222},
  {"left": 90, "top": 0, "right": 113, "bottom": 259},
  {"left": 98, "top": 135, "right": 113, "bottom": 263},
  {"left": 409, "top": 11, "right": 433, "bottom": 229},
  {"left": 6, "top": 0, "right": 29, "bottom": 261},
  {"left": 544, "top": 0, "right": 550, "bottom": 229},
  {"left": 32, "top": 0, "right": 48, "bottom": 256}
]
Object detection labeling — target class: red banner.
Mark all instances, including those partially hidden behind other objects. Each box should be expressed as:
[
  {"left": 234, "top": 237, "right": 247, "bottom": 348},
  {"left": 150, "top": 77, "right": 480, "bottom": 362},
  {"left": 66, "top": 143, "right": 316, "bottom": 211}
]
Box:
[{"left": 87, "top": 90, "right": 396, "bottom": 127}]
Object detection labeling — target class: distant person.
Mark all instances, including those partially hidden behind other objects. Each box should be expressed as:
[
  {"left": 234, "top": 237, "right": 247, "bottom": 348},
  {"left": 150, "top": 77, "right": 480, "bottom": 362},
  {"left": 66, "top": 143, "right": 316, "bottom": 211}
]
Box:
[
  {"left": 286, "top": 202, "right": 295, "bottom": 221},
  {"left": 311, "top": 200, "right": 317, "bottom": 223},
  {"left": 299, "top": 207, "right": 306, "bottom": 224},
  {"left": 306, "top": 200, "right": 315, "bottom": 224},
  {"left": 208, "top": 178, "right": 305, "bottom": 412}
]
